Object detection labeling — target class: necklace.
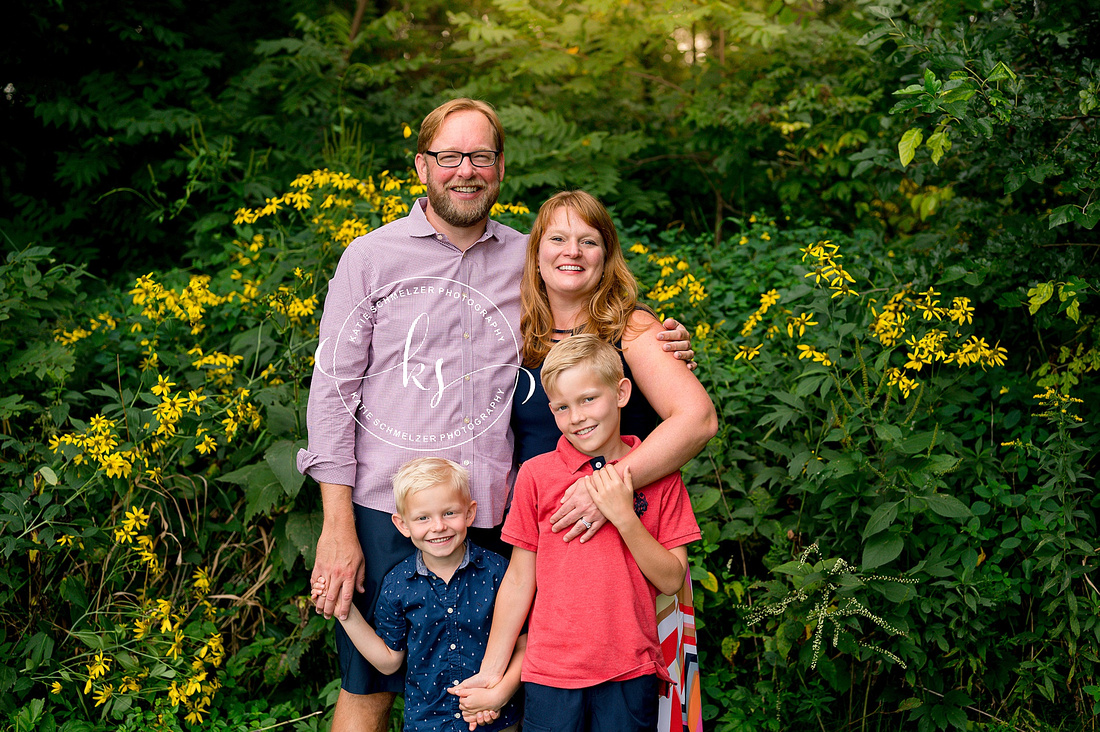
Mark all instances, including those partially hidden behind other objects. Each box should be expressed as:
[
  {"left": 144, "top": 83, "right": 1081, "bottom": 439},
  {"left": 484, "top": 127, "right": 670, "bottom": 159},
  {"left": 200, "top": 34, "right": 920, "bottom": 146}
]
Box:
[{"left": 551, "top": 327, "right": 574, "bottom": 334}]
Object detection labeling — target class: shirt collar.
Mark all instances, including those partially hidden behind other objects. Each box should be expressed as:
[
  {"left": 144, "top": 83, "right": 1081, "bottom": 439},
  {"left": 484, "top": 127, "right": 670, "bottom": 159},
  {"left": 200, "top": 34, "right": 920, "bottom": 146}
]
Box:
[
  {"left": 413, "top": 540, "right": 473, "bottom": 578},
  {"left": 555, "top": 434, "right": 641, "bottom": 475},
  {"left": 408, "top": 198, "right": 500, "bottom": 246}
]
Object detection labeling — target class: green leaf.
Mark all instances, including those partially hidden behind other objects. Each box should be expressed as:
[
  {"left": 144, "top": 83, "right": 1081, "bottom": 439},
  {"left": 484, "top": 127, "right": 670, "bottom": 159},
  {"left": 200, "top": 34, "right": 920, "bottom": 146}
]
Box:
[
  {"left": 1027, "top": 282, "right": 1055, "bottom": 314},
  {"left": 986, "top": 61, "right": 1017, "bottom": 82},
  {"left": 285, "top": 511, "right": 323, "bottom": 568},
  {"left": 898, "top": 698, "right": 923, "bottom": 712},
  {"left": 1073, "top": 202, "right": 1100, "bottom": 229},
  {"left": 937, "top": 265, "right": 969, "bottom": 284},
  {"left": 863, "top": 533, "right": 904, "bottom": 569},
  {"left": 1004, "top": 169, "right": 1027, "bottom": 194},
  {"left": 773, "top": 560, "right": 809, "bottom": 576},
  {"left": 1049, "top": 204, "right": 1075, "bottom": 229},
  {"left": 926, "top": 127, "right": 951, "bottom": 165},
  {"left": 897, "top": 431, "right": 935, "bottom": 454},
  {"left": 265, "top": 439, "right": 307, "bottom": 498},
  {"left": 691, "top": 487, "right": 722, "bottom": 513},
  {"left": 898, "top": 128, "right": 923, "bottom": 167},
  {"left": 863, "top": 501, "right": 899, "bottom": 539},
  {"left": 924, "top": 493, "right": 971, "bottom": 519}
]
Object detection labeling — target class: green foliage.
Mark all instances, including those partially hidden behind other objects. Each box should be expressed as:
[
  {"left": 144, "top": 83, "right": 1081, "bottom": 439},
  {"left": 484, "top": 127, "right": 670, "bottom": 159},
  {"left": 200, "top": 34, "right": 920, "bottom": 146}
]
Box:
[
  {"left": 624, "top": 213, "right": 1099, "bottom": 730},
  {"left": 0, "top": 169, "right": 531, "bottom": 729}
]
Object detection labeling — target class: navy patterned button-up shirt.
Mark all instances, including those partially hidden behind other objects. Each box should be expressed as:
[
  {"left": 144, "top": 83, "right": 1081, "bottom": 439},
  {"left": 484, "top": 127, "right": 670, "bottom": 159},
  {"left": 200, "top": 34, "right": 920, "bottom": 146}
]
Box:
[{"left": 374, "top": 541, "right": 519, "bottom": 731}]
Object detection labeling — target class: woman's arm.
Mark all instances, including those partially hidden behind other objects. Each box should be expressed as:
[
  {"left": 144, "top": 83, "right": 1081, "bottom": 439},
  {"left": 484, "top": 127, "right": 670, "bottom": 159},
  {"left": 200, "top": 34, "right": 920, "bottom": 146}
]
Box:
[
  {"left": 616, "top": 310, "right": 718, "bottom": 487},
  {"left": 550, "top": 312, "right": 717, "bottom": 541}
]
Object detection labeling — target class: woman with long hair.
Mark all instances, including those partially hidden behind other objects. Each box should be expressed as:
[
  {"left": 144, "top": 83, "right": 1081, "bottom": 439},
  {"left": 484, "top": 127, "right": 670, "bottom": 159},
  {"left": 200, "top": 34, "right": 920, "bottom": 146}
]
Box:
[{"left": 511, "top": 190, "right": 716, "bottom": 732}]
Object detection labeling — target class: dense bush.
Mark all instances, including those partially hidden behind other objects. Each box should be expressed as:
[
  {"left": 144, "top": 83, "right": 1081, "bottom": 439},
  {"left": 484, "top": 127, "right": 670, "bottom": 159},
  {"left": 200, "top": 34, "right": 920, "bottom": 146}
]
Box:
[
  {"left": 4, "top": 0, "right": 1099, "bottom": 729},
  {"left": 622, "top": 214, "right": 1098, "bottom": 730}
]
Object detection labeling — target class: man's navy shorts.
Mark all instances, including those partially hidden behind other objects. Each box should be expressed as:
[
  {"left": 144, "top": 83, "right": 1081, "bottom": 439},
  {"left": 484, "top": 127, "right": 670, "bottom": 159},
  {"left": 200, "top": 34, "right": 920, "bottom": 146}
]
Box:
[
  {"left": 335, "top": 503, "right": 511, "bottom": 695},
  {"left": 522, "top": 675, "right": 659, "bottom": 732}
]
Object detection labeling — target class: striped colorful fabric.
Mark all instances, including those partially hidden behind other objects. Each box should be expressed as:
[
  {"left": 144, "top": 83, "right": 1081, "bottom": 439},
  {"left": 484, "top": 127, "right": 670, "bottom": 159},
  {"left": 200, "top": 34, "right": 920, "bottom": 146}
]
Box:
[{"left": 657, "top": 570, "right": 703, "bottom": 732}]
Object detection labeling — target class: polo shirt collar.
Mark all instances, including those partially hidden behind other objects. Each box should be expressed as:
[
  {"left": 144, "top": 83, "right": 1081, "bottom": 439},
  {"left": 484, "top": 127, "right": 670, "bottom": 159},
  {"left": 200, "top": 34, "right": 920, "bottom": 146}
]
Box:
[
  {"left": 408, "top": 198, "right": 501, "bottom": 246},
  {"left": 413, "top": 540, "right": 474, "bottom": 578},
  {"left": 555, "top": 434, "right": 641, "bottom": 475}
]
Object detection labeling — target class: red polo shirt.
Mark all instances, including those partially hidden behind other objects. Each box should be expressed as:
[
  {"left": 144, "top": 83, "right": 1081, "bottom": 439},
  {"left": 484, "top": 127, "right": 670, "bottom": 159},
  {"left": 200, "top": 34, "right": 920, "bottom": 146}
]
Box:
[{"left": 502, "top": 435, "right": 701, "bottom": 688}]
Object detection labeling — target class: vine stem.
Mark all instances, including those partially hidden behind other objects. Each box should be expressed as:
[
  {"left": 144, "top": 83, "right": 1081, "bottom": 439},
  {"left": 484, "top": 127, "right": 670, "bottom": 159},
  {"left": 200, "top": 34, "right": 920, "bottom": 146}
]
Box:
[
  {"left": 916, "top": 686, "right": 1017, "bottom": 729},
  {"left": 252, "top": 710, "right": 325, "bottom": 731}
]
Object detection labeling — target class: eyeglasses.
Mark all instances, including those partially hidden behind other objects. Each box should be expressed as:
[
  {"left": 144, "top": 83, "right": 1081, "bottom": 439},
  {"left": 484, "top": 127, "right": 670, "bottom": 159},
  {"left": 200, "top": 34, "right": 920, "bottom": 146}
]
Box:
[{"left": 423, "top": 150, "right": 501, "bottom": 168}]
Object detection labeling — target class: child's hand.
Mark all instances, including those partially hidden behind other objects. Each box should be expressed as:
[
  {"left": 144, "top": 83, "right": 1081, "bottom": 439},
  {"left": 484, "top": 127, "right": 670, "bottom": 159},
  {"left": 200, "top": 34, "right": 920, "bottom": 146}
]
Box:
[
  {"left": 448, "top": 682, "right": 510, "bottom": 730},
  {"left": 310, "top": 576, "right": 327, "bottom": 611},
  {"left": 585, "top": 465, "right": 638, "bottom": 529}
]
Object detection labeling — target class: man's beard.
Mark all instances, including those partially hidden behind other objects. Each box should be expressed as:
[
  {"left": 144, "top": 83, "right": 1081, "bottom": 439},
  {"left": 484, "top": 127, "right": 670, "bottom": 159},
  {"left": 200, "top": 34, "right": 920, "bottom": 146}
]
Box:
[{"left": 425, "top": 168, "right": 501, "bottom": 228}]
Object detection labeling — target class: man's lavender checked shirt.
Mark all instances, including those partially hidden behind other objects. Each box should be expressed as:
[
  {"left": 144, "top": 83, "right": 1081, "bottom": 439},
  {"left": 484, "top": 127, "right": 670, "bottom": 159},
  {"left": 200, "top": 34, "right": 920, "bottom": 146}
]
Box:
[{"left": 296, "top": 199, "right": 529, "bottom": 527}]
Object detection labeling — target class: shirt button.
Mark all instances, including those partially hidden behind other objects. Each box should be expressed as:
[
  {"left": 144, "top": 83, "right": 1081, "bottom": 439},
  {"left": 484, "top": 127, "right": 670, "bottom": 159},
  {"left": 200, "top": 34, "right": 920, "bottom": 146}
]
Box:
[
  {"left": 450, "top": 643, "right": 457, "bottom": 650},
  {"left": 464, "top": 374, "right": 470, "bottom": 381},
  {"left": 436, "top": 234, "right": 443, "bottom": 240},
  {"left": 455, "top": 713, "right": 461, "bottom": 719},
  {"left": 463, "top": 332, "right": 470, "bottom": 339},
  {"left": 448, "top": 607, "right": 454, "bottom": 613},
  {"left": 464, "top": 417, "right": 470, "bottom": 424},
  {"left": 462, "top": 460, "right": 470, "bottom": 466}
]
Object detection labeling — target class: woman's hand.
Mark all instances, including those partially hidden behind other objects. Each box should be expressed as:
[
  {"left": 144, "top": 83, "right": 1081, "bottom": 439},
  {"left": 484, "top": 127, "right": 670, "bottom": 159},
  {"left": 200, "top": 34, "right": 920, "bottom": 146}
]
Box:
[{"left": 550, "top": 475, "right": 606, "bottom": 542}]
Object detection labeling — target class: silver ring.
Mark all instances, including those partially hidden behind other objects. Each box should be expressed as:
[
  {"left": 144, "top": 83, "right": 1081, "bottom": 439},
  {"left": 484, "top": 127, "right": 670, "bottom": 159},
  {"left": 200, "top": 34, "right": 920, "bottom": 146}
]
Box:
[{"left": 580, "top": 518, "right": 593, "bottom": 529}]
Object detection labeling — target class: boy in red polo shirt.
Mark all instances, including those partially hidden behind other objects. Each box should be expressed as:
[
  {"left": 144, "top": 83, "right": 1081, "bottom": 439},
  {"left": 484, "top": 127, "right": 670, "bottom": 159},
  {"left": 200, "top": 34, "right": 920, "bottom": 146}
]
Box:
[{"left": 461, "top": 334, "right": 700, "bottom": 732}]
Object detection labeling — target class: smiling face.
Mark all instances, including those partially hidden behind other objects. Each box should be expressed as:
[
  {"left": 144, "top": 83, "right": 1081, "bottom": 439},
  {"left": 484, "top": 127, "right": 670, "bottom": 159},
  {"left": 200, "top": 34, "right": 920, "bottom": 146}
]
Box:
[
  {"left": 414, "top": 109, "right": 503, "bottom": 232},
  {"left": 392, "top": 483, "right": 477, "bottom": 575},
  {"left": 546, "top": 363, "right": 631, "bottom": 460},
  {"left": 537, "top": 207, "right": 607, "bottom": 305}
]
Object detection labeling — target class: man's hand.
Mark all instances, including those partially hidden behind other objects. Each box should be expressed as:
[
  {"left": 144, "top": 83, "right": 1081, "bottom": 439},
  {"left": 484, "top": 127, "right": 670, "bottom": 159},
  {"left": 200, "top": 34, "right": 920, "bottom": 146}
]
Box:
[
  {"left": 658, "top": 317, "right": 696, "bottom": 371},
  {"left": 311, "top": 521, "right": 365, "bottom": 621},
  {"left": 549, "top": 475, "right": 606, "bottom": 542}
]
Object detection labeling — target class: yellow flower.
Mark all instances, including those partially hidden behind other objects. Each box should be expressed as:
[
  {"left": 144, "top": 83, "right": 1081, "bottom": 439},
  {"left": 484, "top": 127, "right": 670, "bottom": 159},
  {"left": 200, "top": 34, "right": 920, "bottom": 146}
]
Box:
[
  {"left": 51, "top": 682, "right": 62, "bottom": 695},
  {"left": 150, "top": 374, "right": 175, "bottom": 397},
  {"left": 739, "top": 236, "right": 748, "bottom": 245},
  {"left": 735, "top": 344, "right": 762, "bottom": 361},
  {"left": 786, "top": 312, "right": 818, "bottom": 338},
  {"left": 629, "top": 243, "right": 649, "bottom": 254},
  {"left": 402, "top": 123, "right": 412, "bottom": 138},
  {"left": 196, "top": 435, "right": 218, "bottom": 455},
  {"left": 93, "top": 684, "right": 113, "bottom": 707}
]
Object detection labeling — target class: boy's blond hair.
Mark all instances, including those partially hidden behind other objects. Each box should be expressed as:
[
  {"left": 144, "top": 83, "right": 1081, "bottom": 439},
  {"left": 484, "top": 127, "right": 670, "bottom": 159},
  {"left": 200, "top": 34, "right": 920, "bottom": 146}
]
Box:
[
  {"left": 392, "top": 457, "right": 471, "bottom": 515},
  {"left": 540, "top": 334, "right": 624, "bottom": 396}
]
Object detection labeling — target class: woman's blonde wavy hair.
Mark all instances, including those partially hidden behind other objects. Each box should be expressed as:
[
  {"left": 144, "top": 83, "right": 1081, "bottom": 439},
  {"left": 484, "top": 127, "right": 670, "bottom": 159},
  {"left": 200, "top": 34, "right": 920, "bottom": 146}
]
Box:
[{"left": 520, "top": 190, "right": 650, "bottom": 367}]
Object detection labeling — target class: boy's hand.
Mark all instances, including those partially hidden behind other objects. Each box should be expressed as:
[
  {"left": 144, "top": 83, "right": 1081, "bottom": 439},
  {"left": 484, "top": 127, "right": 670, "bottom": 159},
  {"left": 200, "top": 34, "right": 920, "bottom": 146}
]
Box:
[
  {"left": 310, "top": 576, "right": 327, "bottom": 610},
  {"left": 448, "top": 679, "right": 510, "bottom": 731},
  {"left": 585, "top": 466, "right": 638, "bottom": 529}
]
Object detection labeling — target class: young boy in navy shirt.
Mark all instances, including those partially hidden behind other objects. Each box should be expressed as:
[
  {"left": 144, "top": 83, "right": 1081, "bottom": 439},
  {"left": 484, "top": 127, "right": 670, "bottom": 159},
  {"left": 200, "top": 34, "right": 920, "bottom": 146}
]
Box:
[
  {"left": 312, "top": 457, "right": 523, "bottom": 731},
  {"left": 463, "top": 334, "right": 701, "bottom": 732}
]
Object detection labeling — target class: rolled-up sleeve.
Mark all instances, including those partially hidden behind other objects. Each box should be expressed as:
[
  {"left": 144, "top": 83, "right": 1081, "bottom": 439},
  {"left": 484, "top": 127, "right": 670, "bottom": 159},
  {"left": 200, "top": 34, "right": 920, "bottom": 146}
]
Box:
[{"left": 296, "top": 242, "right": 376, "bottom": 487}]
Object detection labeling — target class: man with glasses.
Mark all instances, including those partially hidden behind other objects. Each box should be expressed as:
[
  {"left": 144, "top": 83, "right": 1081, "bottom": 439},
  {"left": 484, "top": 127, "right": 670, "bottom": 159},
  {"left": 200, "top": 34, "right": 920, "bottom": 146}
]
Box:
[{"left": 298, "top": 99, "right": 688, "bottom": 732}]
